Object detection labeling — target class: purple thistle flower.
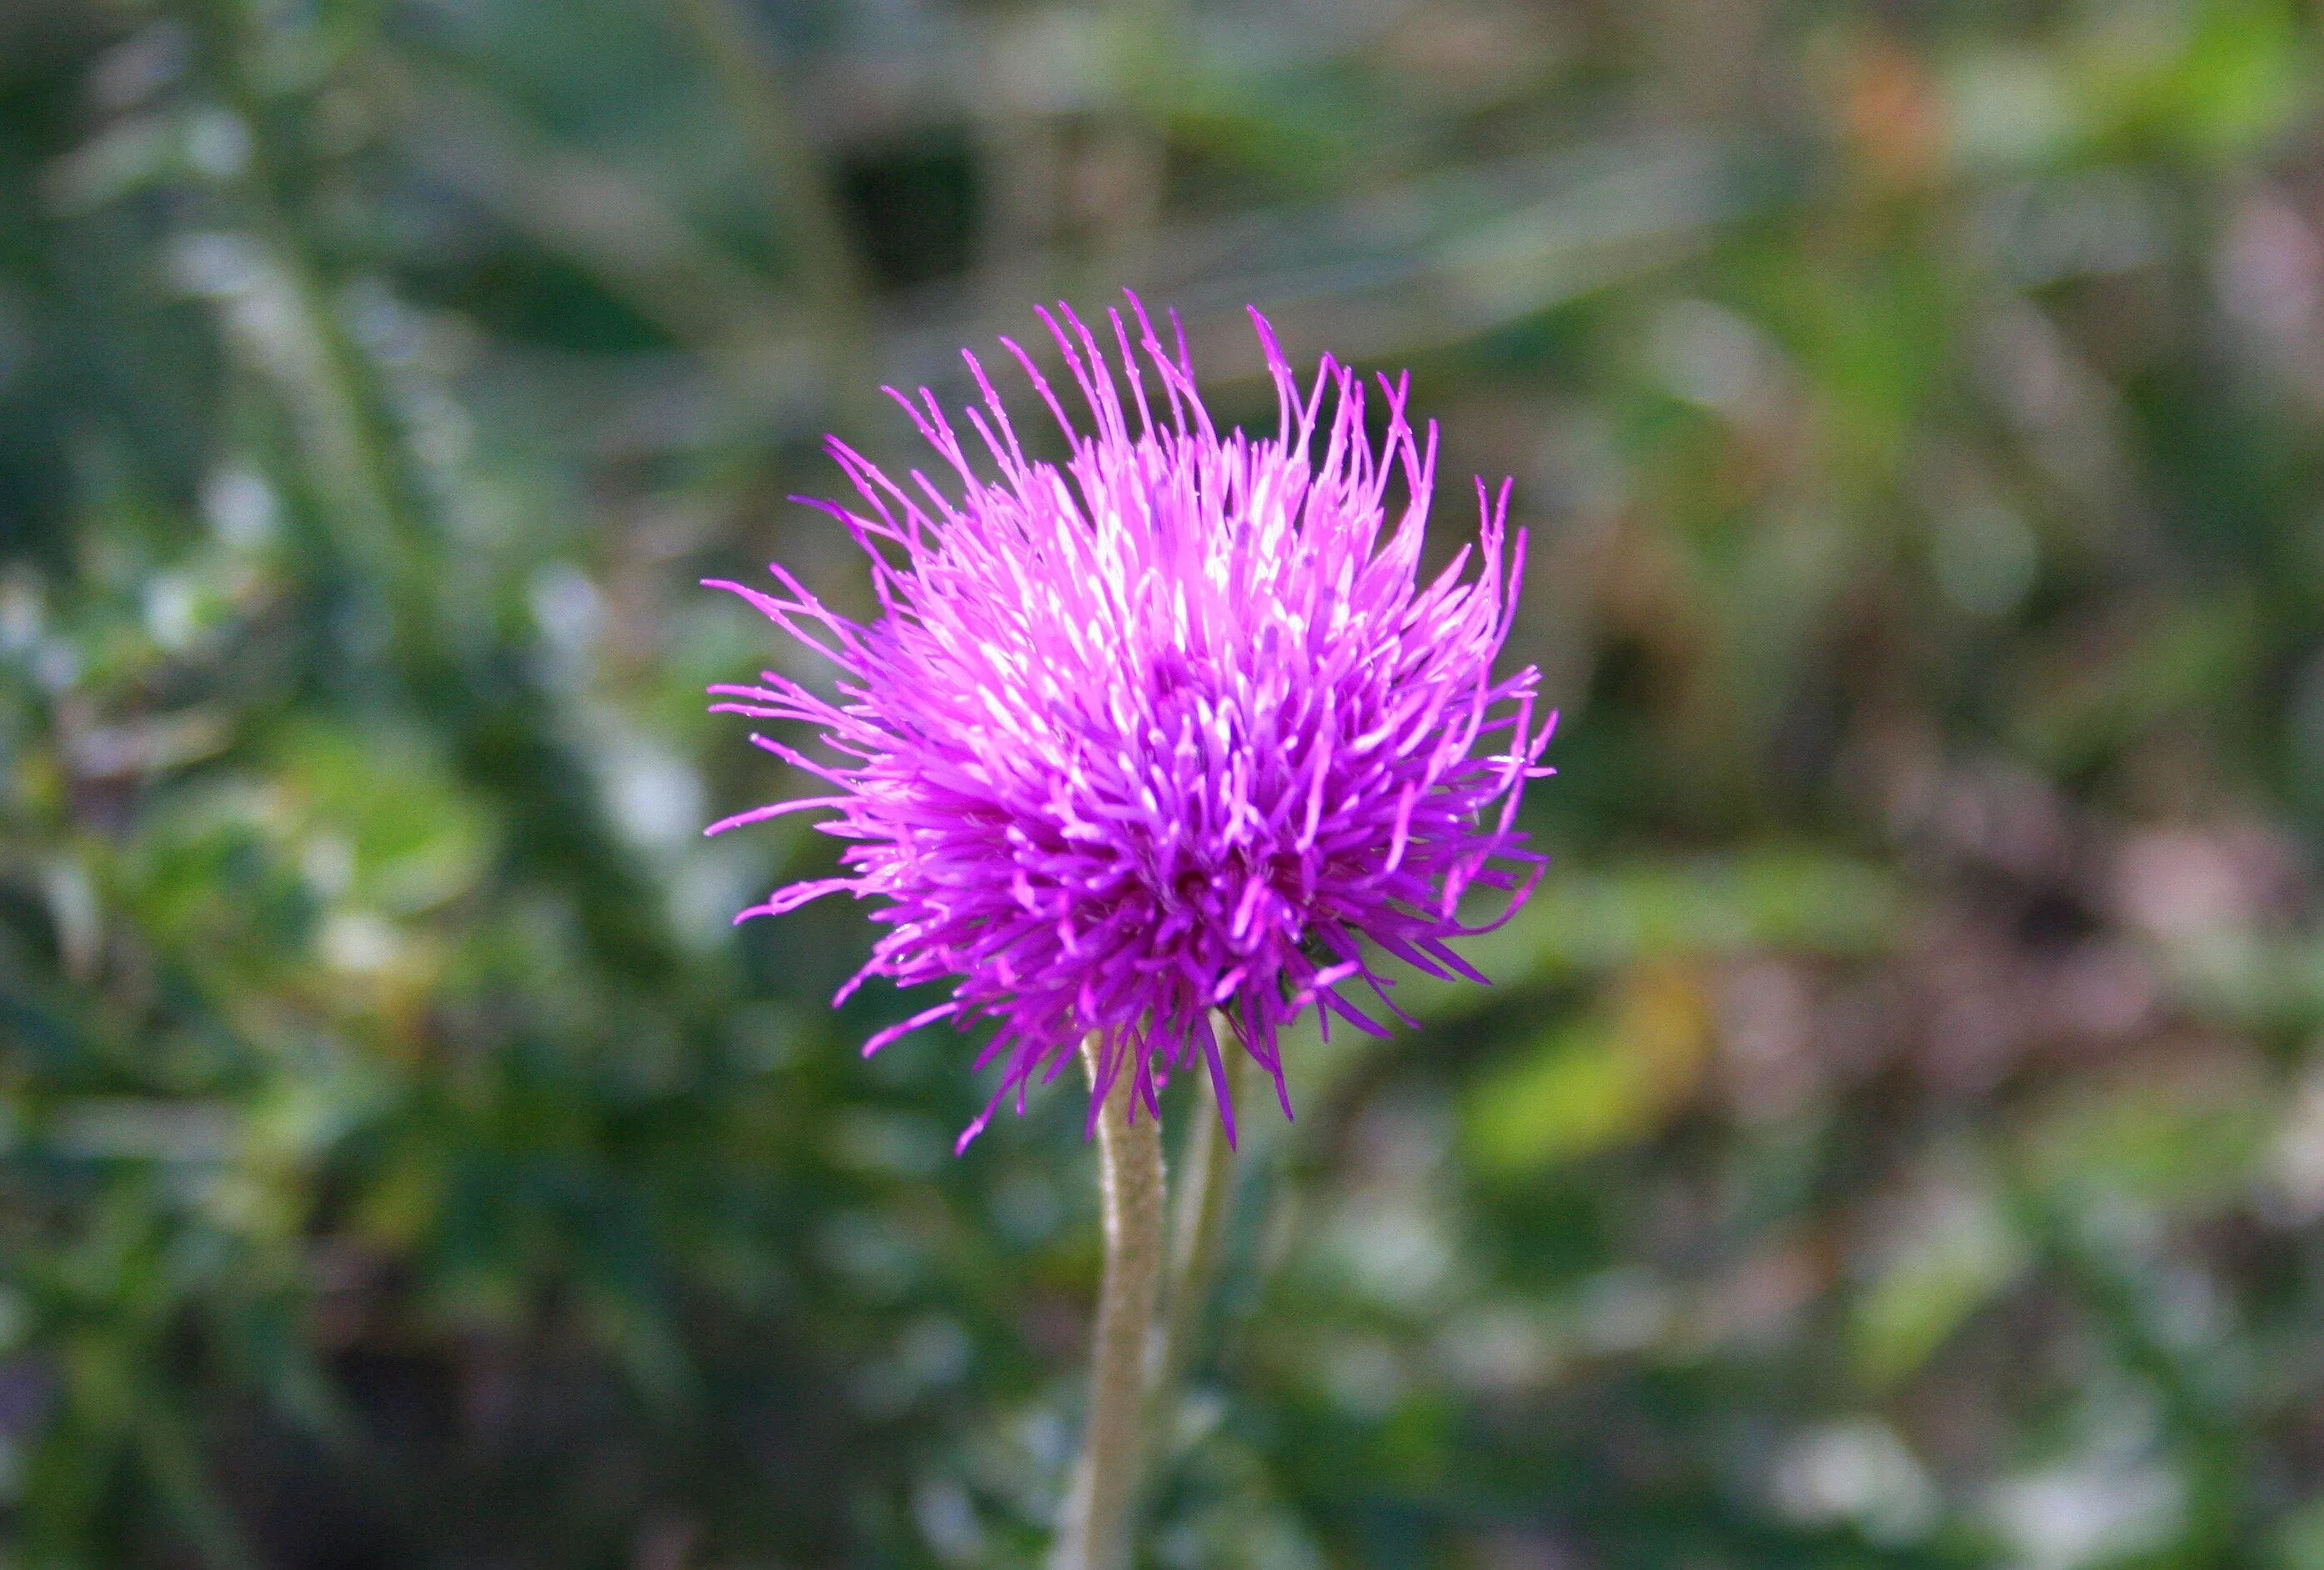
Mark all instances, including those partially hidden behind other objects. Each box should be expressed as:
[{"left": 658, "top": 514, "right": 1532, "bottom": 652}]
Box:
[{"left": 706, "top": 298, "right": 1555, "bottom": 1152}]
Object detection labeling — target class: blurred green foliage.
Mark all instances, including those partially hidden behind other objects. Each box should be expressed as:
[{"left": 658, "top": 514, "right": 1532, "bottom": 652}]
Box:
[{"left": 11, "top": 0, "right": 2324, "bottom": 1565}]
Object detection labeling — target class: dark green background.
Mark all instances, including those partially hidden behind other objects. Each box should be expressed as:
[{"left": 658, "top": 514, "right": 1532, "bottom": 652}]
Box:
[{"left": 8, "top": 1, "right": 2324, "bottom": 1565}]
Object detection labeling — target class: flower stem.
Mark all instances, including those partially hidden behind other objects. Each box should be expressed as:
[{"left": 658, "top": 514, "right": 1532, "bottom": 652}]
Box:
[
  {"left": 1149, "top": 1031, "right": 1245, "bottom": 1449},
  {"left": 1053, "top": 1037, "right": 1166, "bottom": 1570}
]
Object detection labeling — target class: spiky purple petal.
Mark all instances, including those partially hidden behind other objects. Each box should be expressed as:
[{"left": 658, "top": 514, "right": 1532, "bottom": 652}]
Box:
[{"left": 708, "top": 298, "right": 1555, "bottom": 1149}]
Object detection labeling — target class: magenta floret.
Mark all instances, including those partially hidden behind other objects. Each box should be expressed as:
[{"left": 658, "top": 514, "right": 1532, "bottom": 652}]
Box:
[{"left": 707, "top": 298, "right": 1555, "bottom": 1150}]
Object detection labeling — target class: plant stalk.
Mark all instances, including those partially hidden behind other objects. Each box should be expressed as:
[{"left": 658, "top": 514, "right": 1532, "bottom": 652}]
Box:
[
  {"left": 1052, "top": 1036, "right": 1167, "bottom": 1570},
  {"left": 1149, "top": 1028, "right": 1245, "bottom": 1450}
]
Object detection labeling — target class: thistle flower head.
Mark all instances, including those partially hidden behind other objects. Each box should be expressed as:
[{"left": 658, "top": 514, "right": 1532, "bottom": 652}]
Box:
[{"left": 707, "top": 298, "right": 1554, "bottom": 1151}]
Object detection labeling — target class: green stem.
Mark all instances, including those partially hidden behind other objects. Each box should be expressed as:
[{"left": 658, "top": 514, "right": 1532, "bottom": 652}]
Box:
[
  {"left": 1149, "top": 1028, "right": 1245, "bottom": 1452},
  {"left": 1053, "top": 1037, "right": 1166, "bottom": 1570}
]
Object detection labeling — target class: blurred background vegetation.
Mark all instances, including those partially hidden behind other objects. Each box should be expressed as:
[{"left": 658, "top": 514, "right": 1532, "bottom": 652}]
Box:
[{"left": 8, "top": 0, "right": 2324, "bottom": 1565}]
